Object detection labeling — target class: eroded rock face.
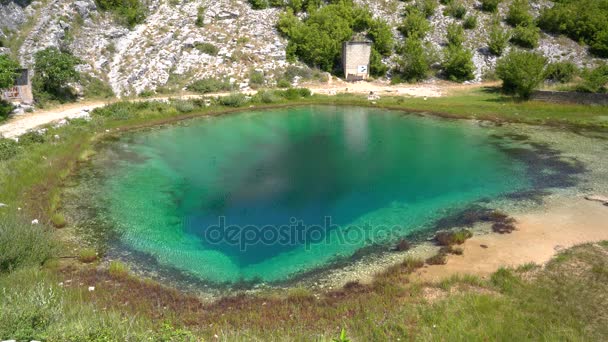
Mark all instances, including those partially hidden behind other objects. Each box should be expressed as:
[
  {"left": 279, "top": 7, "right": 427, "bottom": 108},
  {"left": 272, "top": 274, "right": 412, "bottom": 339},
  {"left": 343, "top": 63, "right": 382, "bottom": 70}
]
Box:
[{"left": 1, "top": 0, "right": 605, "bottom": 94}]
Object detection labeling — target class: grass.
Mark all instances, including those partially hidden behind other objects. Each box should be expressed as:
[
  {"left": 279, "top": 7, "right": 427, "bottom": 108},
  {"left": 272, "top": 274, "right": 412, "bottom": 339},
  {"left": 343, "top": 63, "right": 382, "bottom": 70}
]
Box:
[
  {"left": 0, "top": 87, "right": 608, "bottom": 339},
  {"left": 77, "top": 248, "right": 97, "bottom": 263}
]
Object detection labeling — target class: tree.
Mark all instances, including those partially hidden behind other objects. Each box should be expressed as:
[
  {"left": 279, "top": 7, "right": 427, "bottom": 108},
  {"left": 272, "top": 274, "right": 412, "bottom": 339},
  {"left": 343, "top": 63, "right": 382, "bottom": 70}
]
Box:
[
  {"left": 0, "top": 55, "right": 20, "bottom": 89},
  {"left": 496, "top": 51, "right": 546, "bottom": 99},
  {"left": 33, "top": 47, "right": 82, "bottom": 102}
]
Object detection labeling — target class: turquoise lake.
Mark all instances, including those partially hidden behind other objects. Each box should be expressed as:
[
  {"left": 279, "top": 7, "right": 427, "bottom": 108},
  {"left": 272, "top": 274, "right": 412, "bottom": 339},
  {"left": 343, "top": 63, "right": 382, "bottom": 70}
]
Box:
[{"left": 88, "top": 106, "right": 535, "bottom": 285}]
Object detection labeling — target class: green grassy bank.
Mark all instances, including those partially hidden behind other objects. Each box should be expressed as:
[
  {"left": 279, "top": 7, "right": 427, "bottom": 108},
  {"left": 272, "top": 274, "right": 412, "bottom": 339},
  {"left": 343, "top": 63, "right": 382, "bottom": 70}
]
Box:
[{"left": 1, "top": 88, "right": 608, "bottom": 340}]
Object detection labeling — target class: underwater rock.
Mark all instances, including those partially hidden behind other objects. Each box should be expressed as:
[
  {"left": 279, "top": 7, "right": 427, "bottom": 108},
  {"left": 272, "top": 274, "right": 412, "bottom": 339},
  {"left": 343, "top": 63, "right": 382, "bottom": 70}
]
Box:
[{"left": 585, "top": 195, "right": 608, "bottom": 205}]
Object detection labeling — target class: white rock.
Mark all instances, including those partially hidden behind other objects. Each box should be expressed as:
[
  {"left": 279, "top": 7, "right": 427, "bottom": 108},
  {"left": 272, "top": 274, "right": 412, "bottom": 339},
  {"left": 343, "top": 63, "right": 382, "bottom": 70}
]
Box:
[
  {"left": 0, "top": 203, "right": 7, "bottom": 208},
  {"left": 88, "top": 286, "right": 95, "bottom": 292},
  {"left": 31, "top": 219, "right": 39, "bottom": 225}
]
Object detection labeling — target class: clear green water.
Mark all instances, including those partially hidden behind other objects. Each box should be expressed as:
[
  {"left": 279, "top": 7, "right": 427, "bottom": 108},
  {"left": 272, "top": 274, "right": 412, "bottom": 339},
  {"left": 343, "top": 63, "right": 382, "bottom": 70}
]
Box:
[{"left": 94, "top": 106, "right": 532, "bottom": 284}]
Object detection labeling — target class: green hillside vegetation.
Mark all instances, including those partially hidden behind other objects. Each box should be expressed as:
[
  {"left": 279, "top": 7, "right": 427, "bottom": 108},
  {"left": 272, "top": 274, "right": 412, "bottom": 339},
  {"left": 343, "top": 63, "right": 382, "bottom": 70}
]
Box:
[{"left": 276, "top": 0, "right": 393, "bottom": 76}]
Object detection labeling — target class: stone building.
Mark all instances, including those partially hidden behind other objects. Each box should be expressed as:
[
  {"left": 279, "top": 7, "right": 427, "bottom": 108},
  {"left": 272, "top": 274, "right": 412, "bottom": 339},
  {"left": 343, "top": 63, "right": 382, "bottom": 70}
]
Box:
[
  {"left": 1, "top": 69, "right": 33, "bottom": 104},
  {"left": 342, "top": 40, "right": 372, "bottom": 81}
]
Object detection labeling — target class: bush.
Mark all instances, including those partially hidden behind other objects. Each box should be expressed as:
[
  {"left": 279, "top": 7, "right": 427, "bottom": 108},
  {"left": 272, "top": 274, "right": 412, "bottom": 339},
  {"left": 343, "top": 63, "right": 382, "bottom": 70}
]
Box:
[
  {"left": 186, "top": 77, "right": 232, "bottom": 93},
  {"left": 277, "top": 78, "right": 291, "bottom": 88},
  {"left": 0, "top": 100, "right": 13, "bottom": 121},
  {"left": 510, "top": 24, "right": 540, "bottom": 49},
  {"left": 444, "top": 0, "right": 466, "bottom": 19},
  {"left": 248, "top": 70, "right": 265, "bottom": 88},
  {"left": 463, "top": 15, "right": 477, "bottom": 30},
  {"left": 219, "top": 92, "right": 248, "bottom": 107},
  {"left": 78, "top": 248, "right": 98, "bottom": 263},
  {"left": 576, "top": 64, "right": 608, "bottom": 93},
  {"left": 496, "top": 50, "right": 547, "bottom": 99},
  {"left": 545, "top": 61, "right": 578, "bottom": 83},
  {"left": 193, "top": 42, "right": 219, "bottom": 55},
  {"left": 0, "top": 138, "right": 19, "bottom": 161},
  {"left": 488, "top": 20, "right": 510, "bottom": 56},
  {"left": 195, "top": 5, "right": 205, "bottom": 27},
  {"left": 506, "top": 0, "right": 533, "bottom": 27},
  {"left": 480, "top": 0, "right": 501, "bottom": 12},
  {"left": 394, "top": 37, "right": 434, "bottom": 82},
  {"left": 442, "top": 46, "right": 475, "bottom": 82},
  {"left": 399, "top": 8, "right": 431, "bottom": 38},
  {"left": 0, "top": 216, "right": 56, "bottom": 273},
  {"left": 96, "top": 0, "right": 146, "bottom": 28},
  {"left": 415, "top": 0, "right": 437, "bottom": 18},
  {"left": 446, "top": 22, "right": 465, "bottom": 47},
  {"left": 18, "top": 131, "right": 46, "bottom": 146},
  {"left": 171, "top": 99, "right": 195, "bottom": 113},
  {"left": 538, "top": 0, "right": 608, "bottom": 58}
]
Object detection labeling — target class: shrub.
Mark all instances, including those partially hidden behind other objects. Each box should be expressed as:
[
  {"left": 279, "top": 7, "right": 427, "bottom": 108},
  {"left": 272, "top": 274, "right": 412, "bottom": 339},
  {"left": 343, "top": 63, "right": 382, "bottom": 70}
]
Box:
[
  {"left": 193, "top": 42, "right": 219, "bottom": 56},
  {"left": 108, "top": 261, "right": 128, "bottom": 278},
  {"left": 0, "top": 138, "right": 19, "bottom": 161},
  {"left": 248, "top": 0, "right": 269, "bottom": 9},
  {"left": 506, "top": 0, "right": 532, "bottom": 27},
  {"left": 510, "top": 24, "right": 540, "bottom": 49},
  {"left": 576, "top": 64, "right": 608, "bottom": 93},
  {"left": 0, "top": 100, "right": 12, "bottom": 121},
  {"left": 463, "top": 15, "right": 477, "bottom": 30},
  {"left": 277, "top": 78, "right": 291, "bottom": 88},
  {"left": 78, "top": 248, "right": 98, "bottom": 263},
  {"left": 446, "top": 22, "right": 465, "bottom": 47},
  {"left": 219, "top": 92, "right": 248, "bottom": 107},
  {"left": 367, "top": 19, "right": 394, "bottom": 56},
  {"left": 138, "top": 89, "right": 154, "bottom": 97},
  {"left": 369, "top": 49, "right": 388, "bottom": 77},
  {"left": 480, "top": 0, "right": 501, "bottom": 12},
  {"left": 394, "top": 37, "right": 434, "bottom": 82},
  {"left": 496, "top": 50, "right": 547, "bottom": 99},
  {"left": 172, "top": 99, "right": 195, "bottom": 113},
  {"left": 0, "top": 216, "right": 56, "bottom": 273},
  {"left": 248, "top": 70, "right": 265, "bottom": 88},
  {"left": 416, "top": 0, "right": 437, "bottom": 18},
  {"left": 18, "top": 131, "right": 46, "bottom": 146},
  {"left": 186, "top": 77, "right": 232, "bottom": 93},
  {"left": 195, "top": 5, "right": 205, "bottom": 27},
  {"left": 399, "top": 8, "right": 431, "bottom": 38},
  {"left": 95, "top": 0, "right": 146, "bottom": 28},
  {"left": 444, "top": 0, "right": 466, "bottom": 19},
  {"left": 442, "top": 46, "right": 475, "bottom": 82},
  {"left": 275, "top": 87, "right": 311, "bottom": 100},
  {"left": 545, "top": 61, "right": 578, "bottom": 83},
  {"left": 488, "top": 20, "right": 510, "bottom": 56},
  {"left": 538, "top": 0, "right": 608, "bottom": 58}
]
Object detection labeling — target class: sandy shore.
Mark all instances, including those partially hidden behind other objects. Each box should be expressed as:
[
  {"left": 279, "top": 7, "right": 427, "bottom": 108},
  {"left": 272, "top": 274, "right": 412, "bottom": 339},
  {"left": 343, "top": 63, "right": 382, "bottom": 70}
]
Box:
[{"left": 412, "top": 196, "right": 608, "bottom": 282}]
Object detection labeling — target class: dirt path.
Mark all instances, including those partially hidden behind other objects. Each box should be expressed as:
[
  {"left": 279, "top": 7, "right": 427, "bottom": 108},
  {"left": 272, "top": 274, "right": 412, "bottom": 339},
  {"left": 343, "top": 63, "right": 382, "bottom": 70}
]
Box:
[{"left": 412, "top": 197, "right": 608, "bottom": 282}]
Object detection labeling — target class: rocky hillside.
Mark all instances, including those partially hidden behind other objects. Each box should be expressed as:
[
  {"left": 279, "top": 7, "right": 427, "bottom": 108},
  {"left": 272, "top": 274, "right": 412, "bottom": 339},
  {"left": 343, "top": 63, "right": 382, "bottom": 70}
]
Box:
[{"left": 0, "top": 0, "right": 605, "bottom": 96}]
